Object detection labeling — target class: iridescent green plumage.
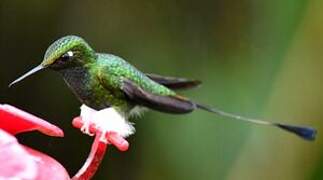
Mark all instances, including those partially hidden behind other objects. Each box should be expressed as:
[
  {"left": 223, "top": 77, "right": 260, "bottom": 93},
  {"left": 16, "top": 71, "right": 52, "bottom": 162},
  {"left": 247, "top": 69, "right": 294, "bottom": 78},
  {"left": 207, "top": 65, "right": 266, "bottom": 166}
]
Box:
[
  {"left": 68, "top": 52, "right": 177, "bottom": 114},
  {"left": 9, "top": 35, "right": 316, "bottom": 141}
]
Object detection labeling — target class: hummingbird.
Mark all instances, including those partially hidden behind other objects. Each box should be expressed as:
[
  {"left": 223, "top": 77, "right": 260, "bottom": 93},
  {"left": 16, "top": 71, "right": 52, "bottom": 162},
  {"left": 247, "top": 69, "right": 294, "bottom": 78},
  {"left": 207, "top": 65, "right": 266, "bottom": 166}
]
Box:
[{"left": 9, "top": 35, "right": 316, "bottom": 141}]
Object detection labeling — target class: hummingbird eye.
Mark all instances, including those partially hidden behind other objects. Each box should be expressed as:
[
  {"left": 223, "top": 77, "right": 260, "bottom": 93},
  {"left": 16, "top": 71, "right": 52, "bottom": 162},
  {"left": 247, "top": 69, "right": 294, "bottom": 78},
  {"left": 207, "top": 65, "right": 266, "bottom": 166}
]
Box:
[{"left": 60, "top": 51, "right": 74, "bottom": 62}]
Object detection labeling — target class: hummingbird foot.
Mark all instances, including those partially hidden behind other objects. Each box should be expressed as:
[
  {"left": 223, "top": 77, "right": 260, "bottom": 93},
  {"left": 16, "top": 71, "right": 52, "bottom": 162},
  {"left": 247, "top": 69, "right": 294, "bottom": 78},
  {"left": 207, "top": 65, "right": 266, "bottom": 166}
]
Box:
[
  {"left": 79, "top": 105, "right": 96, "bottom": 136},
  {"left": 80, "top": 119, "right": 95, "bottom": 136}
]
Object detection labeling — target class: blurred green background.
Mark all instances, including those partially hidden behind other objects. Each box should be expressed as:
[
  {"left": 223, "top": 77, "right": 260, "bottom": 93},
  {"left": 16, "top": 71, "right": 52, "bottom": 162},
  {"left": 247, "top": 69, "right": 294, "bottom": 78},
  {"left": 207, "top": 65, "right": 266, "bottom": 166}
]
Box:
[{"left": 0, "top": 0, "right": 322, "bottom": 179}]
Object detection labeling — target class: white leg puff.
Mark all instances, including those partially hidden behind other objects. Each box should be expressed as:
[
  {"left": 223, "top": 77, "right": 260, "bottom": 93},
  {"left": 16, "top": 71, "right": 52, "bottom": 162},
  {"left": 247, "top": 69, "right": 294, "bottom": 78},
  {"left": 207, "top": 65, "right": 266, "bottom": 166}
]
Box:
[{"left": 80, "top": 105, "right": 135, "bottom": 143}]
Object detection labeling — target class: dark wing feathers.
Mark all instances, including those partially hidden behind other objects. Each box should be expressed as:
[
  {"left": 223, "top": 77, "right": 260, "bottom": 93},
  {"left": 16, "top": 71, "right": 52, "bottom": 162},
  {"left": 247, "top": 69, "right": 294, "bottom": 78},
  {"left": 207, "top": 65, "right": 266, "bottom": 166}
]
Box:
[
  {"left": 122, "top": 79, "right": 196, "bottom": 114},
  {"left": 146, "top": 73, "right": 201, "bottom": 90}
]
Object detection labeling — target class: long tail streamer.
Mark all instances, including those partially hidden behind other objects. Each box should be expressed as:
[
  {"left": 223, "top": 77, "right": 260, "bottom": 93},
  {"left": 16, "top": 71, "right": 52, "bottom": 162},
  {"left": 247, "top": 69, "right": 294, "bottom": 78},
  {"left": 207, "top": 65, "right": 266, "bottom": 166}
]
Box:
[{"left": 196, "top": 103, "right": 316, "bottom": 141}]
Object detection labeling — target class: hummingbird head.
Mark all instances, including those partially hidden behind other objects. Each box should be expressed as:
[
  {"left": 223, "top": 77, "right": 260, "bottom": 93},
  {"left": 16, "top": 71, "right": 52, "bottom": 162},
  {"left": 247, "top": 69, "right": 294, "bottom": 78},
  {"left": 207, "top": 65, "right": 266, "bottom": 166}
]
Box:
[{"left": 9, "top": 35, "right": 96, "bottom": 87}]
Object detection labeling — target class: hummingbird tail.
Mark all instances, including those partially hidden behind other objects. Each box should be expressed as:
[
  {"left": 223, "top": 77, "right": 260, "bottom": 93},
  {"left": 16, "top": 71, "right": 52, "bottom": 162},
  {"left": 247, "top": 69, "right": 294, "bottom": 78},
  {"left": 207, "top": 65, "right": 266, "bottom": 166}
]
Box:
[{"left": 195, "top": 103, "right": 317, "bottom": 141}]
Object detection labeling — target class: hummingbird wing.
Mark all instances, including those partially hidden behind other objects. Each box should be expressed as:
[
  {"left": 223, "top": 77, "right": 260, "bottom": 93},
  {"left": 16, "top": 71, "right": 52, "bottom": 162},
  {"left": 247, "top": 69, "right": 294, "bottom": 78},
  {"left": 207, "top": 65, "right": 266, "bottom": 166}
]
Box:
[
  {"left": 122, "top": 79, "right": 196, "bottom": 114},
  {"left": 146, "top": 73, "right": 201, "bottom": 90}
]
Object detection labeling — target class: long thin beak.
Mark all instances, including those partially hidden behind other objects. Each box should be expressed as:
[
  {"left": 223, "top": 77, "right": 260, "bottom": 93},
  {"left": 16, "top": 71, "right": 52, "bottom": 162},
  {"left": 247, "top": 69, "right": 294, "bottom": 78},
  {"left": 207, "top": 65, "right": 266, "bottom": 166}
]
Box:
[{"left": 9, "top": 65, "right": 44, "bottom": 87}]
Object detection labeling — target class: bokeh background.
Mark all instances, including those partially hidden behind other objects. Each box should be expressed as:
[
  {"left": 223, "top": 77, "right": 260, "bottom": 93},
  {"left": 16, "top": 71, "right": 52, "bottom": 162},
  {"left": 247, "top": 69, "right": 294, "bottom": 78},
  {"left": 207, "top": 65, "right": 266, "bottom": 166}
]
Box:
[{"left": 0, "top": 0, "right": 322, "bottom": 179}]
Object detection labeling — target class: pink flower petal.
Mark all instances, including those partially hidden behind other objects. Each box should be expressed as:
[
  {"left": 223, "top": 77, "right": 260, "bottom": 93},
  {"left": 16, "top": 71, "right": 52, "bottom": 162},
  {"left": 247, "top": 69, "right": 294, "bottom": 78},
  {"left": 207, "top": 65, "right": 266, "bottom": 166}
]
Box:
[
  {"left": 0, "top": 129, "right": 70, "bottom": 180},
  {"left": 0, "top": 129, "right": 37, "bottom": 179},
  {"left": 24, "top": 146, "right": 70, "bottom": 180},
  {"left": 0, "top": 104, "right": 63, "bottom": 137},
  {"left": 107, "top": 132, "right": 129, "bottom": 152}
]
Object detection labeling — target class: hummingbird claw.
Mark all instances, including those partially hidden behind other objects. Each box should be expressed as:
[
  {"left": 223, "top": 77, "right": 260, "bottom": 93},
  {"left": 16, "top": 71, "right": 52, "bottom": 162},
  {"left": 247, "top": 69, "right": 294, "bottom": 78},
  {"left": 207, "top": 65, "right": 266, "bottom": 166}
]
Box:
[{"left": 80, "top": 119, "right": 95, "bottom": 136}]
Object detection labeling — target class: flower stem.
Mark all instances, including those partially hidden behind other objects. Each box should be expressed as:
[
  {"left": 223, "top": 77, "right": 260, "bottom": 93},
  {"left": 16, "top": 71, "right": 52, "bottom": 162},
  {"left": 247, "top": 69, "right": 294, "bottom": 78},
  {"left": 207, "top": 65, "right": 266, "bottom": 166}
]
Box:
[{"left": 71, "top": 132, "right": 107, "bottom": 180}]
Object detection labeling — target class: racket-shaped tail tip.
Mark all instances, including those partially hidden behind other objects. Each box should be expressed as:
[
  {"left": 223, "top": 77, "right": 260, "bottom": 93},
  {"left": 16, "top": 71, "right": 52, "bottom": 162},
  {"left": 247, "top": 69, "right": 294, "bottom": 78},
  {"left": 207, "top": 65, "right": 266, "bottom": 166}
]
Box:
[{"left": 275, "top": 123, "right": 317, "bottom": 141}]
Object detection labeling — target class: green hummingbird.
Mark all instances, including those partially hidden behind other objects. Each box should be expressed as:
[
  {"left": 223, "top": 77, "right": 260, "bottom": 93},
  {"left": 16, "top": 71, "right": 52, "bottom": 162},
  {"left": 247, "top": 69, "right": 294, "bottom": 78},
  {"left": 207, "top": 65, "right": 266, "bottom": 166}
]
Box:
[{"left": 9, "top": 35, "right": 316, "bottom": 141}]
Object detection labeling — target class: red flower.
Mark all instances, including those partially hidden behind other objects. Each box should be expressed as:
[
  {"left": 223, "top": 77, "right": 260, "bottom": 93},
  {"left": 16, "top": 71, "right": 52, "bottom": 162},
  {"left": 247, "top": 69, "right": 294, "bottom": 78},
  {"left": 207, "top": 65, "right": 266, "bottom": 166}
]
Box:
[
  {"left": 0, "top": 104, "right": 129, "bottom": 180},
  {"left": 71, "top": 117, "right": 129, "bottom": 180}
]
